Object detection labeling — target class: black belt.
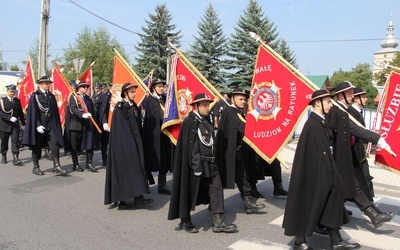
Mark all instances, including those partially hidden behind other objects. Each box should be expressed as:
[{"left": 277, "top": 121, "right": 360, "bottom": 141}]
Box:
[{"left": 200, "top": 156, "right": 215, "bottom": 163}]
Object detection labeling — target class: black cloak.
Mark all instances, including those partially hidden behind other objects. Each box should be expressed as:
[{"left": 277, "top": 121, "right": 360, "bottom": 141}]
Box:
[
  {"left": 142, "top": 95, "right": 172, "bottom": 172},
  {"left": 347, "top": 105, "right": 377, "bottom": 201},
  {"left": 215, "top": 105, "right": 245, "bottom": 189},
  {"left": 282, "top": 112, "right": 348, "bottom": 237},
  {"left": 104, "top": 100, "right": 150, "bottom": 205},
  {"left": 22, "top": 90, "right": 64, "bottom": 147},
  {"left": 326, "top": 103, "right": 380, "bottom": 199},
  {"left": 168, "top": 112, "right": 210, "bottom": 220}
]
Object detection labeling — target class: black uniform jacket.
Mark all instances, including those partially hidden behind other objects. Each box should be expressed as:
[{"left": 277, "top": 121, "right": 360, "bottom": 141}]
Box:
[
  {"left": 282, "top": 112, "right": 348, "bottom": 237},
  {"left": 104, "top": 100, "right": 150, "bottom": 205},
  {"left": 65, "top": 94, "right": 98, "bottom": 150},
  {"left": 216, "top": 105, "right": 245, "bottom": 189},
  {"left": 0, "top": 97, "right": 25, "bottom": 132},
  {"left": 22, "top": 90, "right": 64, "bottom": 147},
  {"left": 96, "top": 90, "right": 111, "bottom": 128},
  {"left": 168, "top": 111, "right": 211, "bottom": 220}
]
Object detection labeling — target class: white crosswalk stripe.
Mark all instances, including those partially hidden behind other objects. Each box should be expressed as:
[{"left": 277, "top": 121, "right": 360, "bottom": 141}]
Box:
[{"left": 229, "top": 193, "right": 400, "bottom": 249}]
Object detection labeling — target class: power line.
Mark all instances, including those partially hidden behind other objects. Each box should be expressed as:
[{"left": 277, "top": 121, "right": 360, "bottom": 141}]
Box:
[{"left": 66, "top": 0, "right": 140, "bottom": 35}]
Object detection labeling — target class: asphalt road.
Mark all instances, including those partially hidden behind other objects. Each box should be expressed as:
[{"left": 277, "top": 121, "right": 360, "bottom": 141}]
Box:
[{"left": 1, "top": 143, "right": 400, "bottom": 250}]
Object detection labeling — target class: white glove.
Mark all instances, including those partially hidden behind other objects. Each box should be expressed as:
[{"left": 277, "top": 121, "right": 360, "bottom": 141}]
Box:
[
  {"left": 194, "top": 171, "right": 202, "bottom": 176},
  {"left": 103, "top": 123, "right": 110, "bottom": 132},
  {"left": 36, "top": 125, "right": 45, "bottom": 134},
  {"left": 82, "top": 113, "right": 92, "bottom": 119},
  {"left": 377, "top": 137, "right": 390, "bottom": 149},
  {"left": 10, "top": 117, "right": 18, "bottom": 123}
]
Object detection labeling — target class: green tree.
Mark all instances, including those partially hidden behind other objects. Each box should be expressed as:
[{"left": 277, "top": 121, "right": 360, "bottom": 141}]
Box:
[
  {"left": 276, "top": 38, "right": 297, "bottom": 68},
  {"left": 331, "top": 63, "right": 377, "bottom": 109},
  {"left": 0, "top": 52, "right": 7, "bottom": 70},
  {"left": 188, "top": 3, "right": 229, "bottom": 92},
  {"left": 9, "top": 65, "right": 20, "bottom": 71},
  {"left": 224, "top": 0, "right": 281, "bottom": 89},
  {"left": 63, "top": 25, "right": 124, "bottom": 83},
  {"left": 374, "top": 52, "right": 400, "bottom": 86},
  {"left": 134, "top": 4, "right": 182, "bottom": 80}
]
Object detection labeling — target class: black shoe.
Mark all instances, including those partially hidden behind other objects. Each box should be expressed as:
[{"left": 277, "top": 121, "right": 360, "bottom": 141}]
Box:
[
  {"left": 294, "top": 242, "right": 313, "bottom": 250},
  {"left": 177, "top": 221, "right": 199, "bottom": 233},
  {"left": 86, "top": 163, "right": 98, "bottom": 172},
  {"left": 243, "top": 196, "right": 266, "bottom": 214},
  {"left": 332, "top": 240, "right": 360, "bottom": 250},
  {"left": 134, "top": 195, "right": 153, "bottom": 206},
  {"left": 108, "top": 202, "right": 118, "bottom": 209},
  {"left": 73, "top": 164, "right": 84, "bottom": 172},
  {"left": 346, "top": 209, "right": 353, "bottom": 216},
  {"left": 158, "top": 186, "right": 171, "bottom": 195},
  {"left": 13, "top": 158, "right": 22, "bottom": 165},
  {"left": 250, "top": 190, "right": 264, "bottom": 198},
  {"left": 1, "top": 155, "right": 7, "bottom": 164},
  {"left": 273, "top": 186, "right": 288, "bottom": 196},
  {"left": 32, "top": 167, "right": 44, "bottom": 176},
  {"left": 314, "top": 224, "right": 328, "bottom": 235},
  {"left": 118, "top": 201, "right": 135, "bottom": 210},
  {"left": 53, "top": 166, "right": 67, "bottom": 175}
]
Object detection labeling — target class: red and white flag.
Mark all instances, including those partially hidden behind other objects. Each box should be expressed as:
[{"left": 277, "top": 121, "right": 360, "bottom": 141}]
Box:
[
  {"left": 243, "top": 44, "right": 316, "bottom": 163},
  {"left": 375, "top": 71, "right": 400, "bottom": 172},
  {"left": 19, "top": 55, "right": 36, "bottom": 111}
]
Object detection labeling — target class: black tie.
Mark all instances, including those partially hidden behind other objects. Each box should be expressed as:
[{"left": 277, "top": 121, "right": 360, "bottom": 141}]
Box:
[{"left": 360, "top": 109, "right": 363, "bottom": 116}]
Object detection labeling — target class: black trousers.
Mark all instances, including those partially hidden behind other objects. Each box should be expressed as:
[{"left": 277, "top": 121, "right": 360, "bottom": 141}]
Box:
[
  {"left": 32, "top": 130, "right": 60, "bottom": 160},
  {"left": 353, "top": 174, "right": 373, "bottom": 211},
  {"left": 0, "top": 127, "right": 20, "bottom": 154},
  {"left": 200, "top": 173, "right": 224, "bottom": 215},
  {"left": 235, "top": 150, "right": 252, "bottom": 198},
  {"left": 70, "top": 130, "right": 82, "bottom": 156},
  {"left": 100, "top": 131, "right": 109, "bottom": 161}
]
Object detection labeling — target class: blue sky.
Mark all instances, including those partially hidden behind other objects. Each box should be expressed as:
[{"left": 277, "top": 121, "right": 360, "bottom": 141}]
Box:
[{"left": 1, "top": 0, "right": 399, "bottom": 77}]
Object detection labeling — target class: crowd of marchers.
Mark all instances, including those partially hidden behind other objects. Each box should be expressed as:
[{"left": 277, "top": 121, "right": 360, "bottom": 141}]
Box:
[{"left": 0, "top": 77, "right": 395, "bottom": 249}]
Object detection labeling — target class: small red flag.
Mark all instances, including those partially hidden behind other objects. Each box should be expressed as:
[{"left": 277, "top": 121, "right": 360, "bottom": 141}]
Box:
[
  {"left": 51, "top": 64, "right": 72, "bottom": 127},
  {"left": 375, "top": 71, "right": 400, "bottom": 172},
  {"left": 19, "top": 55, "right": 36, "bottom": 111},
  {"left": 244, "top": 45, "right": 315, "bottom": 163},
  {"left": 78, "top": 63, "right": 94, "bottom": 97}
]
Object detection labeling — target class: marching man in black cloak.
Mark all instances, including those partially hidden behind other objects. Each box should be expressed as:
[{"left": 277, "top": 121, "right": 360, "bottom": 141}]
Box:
[
  {"left": 215, "top": 88, "right": 265, "bottom": 214},
  {"left": 0, "top": 84, "right": 25, "bottom": 165},
  {"left": 22, "top": 76, "right": 66, "bottom": 176},
  {"left": 168, "top": 93, "right": 237, "bottom": 233},
  {"left": 65, "top": 82, "right": 98, "bottom": 172},
  {"left": 104, "top": 83, "right": 152, "bottom": 209},
  {"left": 326, "top": 81, "right": 394, "bottom": 229},
  {"left": 282, "top": 89, "right": 360, "bottom": 250},
  {"left": 143, "top": 79, "right": 172, "bottom": 195}
]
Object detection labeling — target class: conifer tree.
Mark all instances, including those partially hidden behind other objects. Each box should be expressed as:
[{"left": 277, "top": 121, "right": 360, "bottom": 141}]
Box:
[
  {"left": 225, "top": 0, "right": 296, "bottom": 89},
  {"left": 189, "top": 4, "right": 228, "bottom": 92},
  {"left": 134, "top": 4, "right": 181, "bottom": 80},
  {"left": 276, "top": 38, "right": 298, "bottom": 68}
]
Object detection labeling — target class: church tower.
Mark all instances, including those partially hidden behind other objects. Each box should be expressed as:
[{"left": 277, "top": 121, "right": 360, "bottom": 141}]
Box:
[{"left": 373, "top": 14, "right": 399, "bottom": 76}]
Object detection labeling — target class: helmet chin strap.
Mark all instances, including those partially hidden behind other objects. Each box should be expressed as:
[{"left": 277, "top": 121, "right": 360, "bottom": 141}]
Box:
[
  {"left": 342, "top": 92, "right": 350, "bottom": 105},
  {"left": 359, "top": 96, "right": 364, "bottom": 107},
  {"left": 320, "top": 98, "right": 326, "bottom": 116}
]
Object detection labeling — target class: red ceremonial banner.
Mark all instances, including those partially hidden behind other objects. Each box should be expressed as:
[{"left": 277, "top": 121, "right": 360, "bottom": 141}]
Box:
[
  {"left": 51, "top": 64, "right": 72, "bottom": 127},
  {"left": 19, "top": 56, "right": 36, "bottom": 111},
  {"left": 109, "top": 55, "right": 146, "bottom": 128},
  {"left": 244, "top": 45, "right": 316, "bottom": 163},
  {"left": 375, "top": 71, "right": 400, "bottom": 172},
  {"left": 161, "top": 54, "right": 218, "bottom": 144}
]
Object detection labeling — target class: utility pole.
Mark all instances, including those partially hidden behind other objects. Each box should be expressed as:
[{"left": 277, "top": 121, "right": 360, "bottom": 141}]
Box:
[{"left": 38, "top": 0, "right": 50, "bottom": 77}]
